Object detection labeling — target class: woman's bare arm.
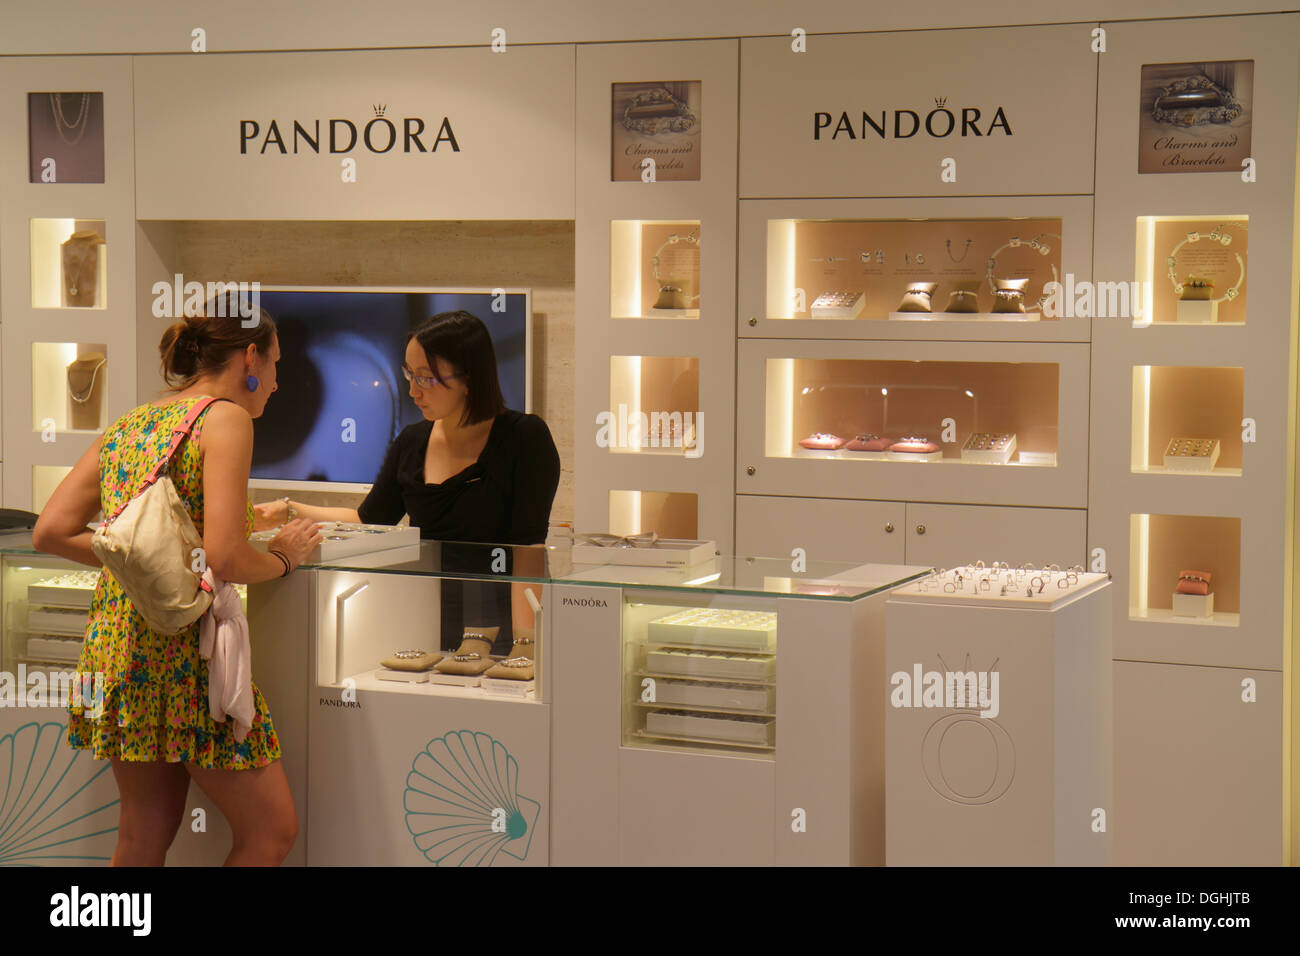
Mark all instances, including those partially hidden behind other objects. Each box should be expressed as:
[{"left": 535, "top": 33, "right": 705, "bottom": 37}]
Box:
[
  {"left": 201, "top": 402, "right": 320, "bottom": 583},
  {"left": 31, "top": 439, "right": 104, "bottom": 567}
]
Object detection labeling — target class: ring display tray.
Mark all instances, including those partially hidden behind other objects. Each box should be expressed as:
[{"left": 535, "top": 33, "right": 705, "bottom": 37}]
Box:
[
  {"left": 810, "top": 290, "right": 866, "bottom": 318},
  {"left": 572, "top": 537, "right": 715, "bottom": 568},
  {"left": 24, "top": 634, "right": 84, "bottom": 662},
  {"left": 250, "top": 521, "right": 419, "bottom": 562},
  {"left": 644, "top": 649, "right": 775, "bottom": 681},
  {"left": 643, "top": 709, "right": 776, "bottom": 746},
  {"left": 26, "top": 606, "right": 89, "bottom": 635},
  {"left": 27, "top": 571, "right": 99, "bottom": 608},
  {"left": 1163, "top": 437, "right": 1221, "bottom": 472},
  {"left": 638, "top": 676, "right": 773, "bottom": 712},
  {"left": 645, "top": 608, "right": 777, "bottom": 651},
  {"left": 961, "top": 432, "right": 1018, "bottom": 464}
]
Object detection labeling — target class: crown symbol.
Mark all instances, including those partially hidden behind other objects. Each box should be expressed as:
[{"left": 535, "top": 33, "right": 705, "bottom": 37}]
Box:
[
  {"left": 373, "top": 104, "right": 387, "bottom": 117},
  {"left": 934, "top": 96, "right": 948, "bottom": 108},
  {"left": 935, "top": 651, "right": 999, "bottom": 674}
]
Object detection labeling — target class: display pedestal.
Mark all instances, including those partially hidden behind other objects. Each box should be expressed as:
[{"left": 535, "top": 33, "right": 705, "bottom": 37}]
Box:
[
  {"left": 1176, "top": 299, "right": 1218, "bottom": 324},
  {"left": 885, "top": 575, "right": 1112, "bottom": 865},
  {"left": 1172, "top": 591, "right": 1214, "bottom": 618}
]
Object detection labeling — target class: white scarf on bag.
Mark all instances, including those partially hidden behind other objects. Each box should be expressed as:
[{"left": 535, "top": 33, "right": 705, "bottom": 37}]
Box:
[{"left": 198, "top": 568, "right": 253, "bottom": 742}]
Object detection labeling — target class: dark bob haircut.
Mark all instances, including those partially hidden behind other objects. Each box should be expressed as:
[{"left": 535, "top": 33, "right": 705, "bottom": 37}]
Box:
[{"left": 407, "top": 310, "right": 507, "bottom": 426}]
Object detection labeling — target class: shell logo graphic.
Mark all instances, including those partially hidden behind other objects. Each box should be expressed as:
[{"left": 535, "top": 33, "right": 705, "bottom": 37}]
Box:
[
  {"left": 403, "top": 730, "right": 540, "bottom": 866},
  {"left": 0, "top": 721, "right": 119, "bottom": 866}
]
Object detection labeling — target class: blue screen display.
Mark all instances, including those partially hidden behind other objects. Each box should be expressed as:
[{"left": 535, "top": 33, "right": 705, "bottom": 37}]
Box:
[{"left": 249, "top": 289, "right": 529, "bottom": 484}]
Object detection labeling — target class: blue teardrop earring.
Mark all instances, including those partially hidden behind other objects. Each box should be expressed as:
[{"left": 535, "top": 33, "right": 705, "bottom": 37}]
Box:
[{"left": 246, "top": 374, "right": 260, "bottom": 393}]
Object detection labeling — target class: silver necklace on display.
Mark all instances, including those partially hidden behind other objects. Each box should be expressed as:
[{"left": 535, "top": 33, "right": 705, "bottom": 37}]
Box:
[{"left": 50, "top": 92, "right": 91, "bottom": 145}]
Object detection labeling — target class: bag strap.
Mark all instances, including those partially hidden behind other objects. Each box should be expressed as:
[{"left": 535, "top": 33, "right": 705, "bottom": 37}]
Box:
[
  {"left": 102, "top": 397, "right": 229, "bottom": 525},
  {"left": 145, "top": 396, "right": 227, "bottom": 483}
]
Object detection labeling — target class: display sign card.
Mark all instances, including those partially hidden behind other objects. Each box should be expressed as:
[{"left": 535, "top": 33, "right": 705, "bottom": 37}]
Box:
[
  {"left": 1137, "top": 60, "right": 1253, "bottom": 174},
  {"left": 611, "top": 81, "right": 701, "bottom": 181}
]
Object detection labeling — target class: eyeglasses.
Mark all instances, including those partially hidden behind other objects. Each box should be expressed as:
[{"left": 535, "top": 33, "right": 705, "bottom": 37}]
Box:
[{"left": 402, "top": 365, "right": 463, "bottom": 390}]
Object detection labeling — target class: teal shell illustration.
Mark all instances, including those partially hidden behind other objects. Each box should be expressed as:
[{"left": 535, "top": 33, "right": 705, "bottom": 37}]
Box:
[
  {"left": 404, "top": 730, "right": 540, "bottom": 866},
  {"left": 0, "top": 721, "right": 119, "bottom": 865}
]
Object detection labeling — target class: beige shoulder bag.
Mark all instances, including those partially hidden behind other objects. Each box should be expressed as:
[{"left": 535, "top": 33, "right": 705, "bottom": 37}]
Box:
[{"left": 91, "top": 397, "right": 227, "bottom": 635}]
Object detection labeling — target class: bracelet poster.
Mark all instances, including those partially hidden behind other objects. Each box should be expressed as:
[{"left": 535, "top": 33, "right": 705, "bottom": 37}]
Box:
[
  {"left": 1137, "top": 60, "right": 1253, "bottom": 175},
  {"left": 611, "top": 81, "right": 702, "bottom": 182}
]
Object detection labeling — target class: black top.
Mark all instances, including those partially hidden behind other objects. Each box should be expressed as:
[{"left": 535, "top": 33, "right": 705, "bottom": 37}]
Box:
[{"left": 357, "top": 410, "right": 560, "bottom": 545}]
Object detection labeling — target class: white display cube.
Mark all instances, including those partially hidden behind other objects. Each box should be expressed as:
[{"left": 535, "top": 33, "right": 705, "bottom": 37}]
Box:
[
  {"left": 1176, "top": 299, "right": 1218, "bottom": 324},
  {"left": 1171, "top": 591, "right": 1214, "bottom": 618}
]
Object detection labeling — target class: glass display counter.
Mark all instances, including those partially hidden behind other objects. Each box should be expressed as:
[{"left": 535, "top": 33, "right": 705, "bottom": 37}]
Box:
[{"left": 0, "top": 536, "right": 924, "bottom": 867}]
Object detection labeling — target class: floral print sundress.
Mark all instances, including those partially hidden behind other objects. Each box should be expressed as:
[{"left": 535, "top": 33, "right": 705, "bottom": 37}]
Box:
[{"left": 66, "top": 396, "right": 281, "bottom": 769}]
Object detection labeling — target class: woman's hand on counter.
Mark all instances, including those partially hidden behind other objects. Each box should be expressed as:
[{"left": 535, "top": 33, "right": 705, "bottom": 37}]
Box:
[
  {"left": 253, "top": 499, "right": 289, "bottom": 530},
  {"left": 266, "top": 518, "right": 324, "bottom": 572}
]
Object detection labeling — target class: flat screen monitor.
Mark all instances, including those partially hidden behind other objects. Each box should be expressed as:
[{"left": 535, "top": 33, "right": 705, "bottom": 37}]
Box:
[{"left": 248, "top": 286, "right": 531, "bottom": 491}]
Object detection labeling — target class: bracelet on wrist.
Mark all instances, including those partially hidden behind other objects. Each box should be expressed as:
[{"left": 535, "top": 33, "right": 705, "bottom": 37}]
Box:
[{"left": 269, "top": 549, "right": 291, "bottom": 577}]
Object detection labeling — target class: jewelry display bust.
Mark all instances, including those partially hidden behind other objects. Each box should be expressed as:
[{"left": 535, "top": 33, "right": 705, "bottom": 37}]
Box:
[{"left": 61, "top": 229, "right": 105, "bottom": 307}]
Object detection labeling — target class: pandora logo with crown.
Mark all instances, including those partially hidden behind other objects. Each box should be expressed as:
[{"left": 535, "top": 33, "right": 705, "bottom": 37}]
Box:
[
  {"left": 240, "top": 102, "right": 460, "bottom": 155},
  {"left": 814, "top": 95, "right": 1013, "bottom": 140}
]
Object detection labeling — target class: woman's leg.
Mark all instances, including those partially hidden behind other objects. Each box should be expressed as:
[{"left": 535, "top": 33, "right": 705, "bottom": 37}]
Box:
[
  {"left": 108, "top": 758, "right": 192, "bottom": 866},
  {"left": 184, "top": 759, "right": 297, "bottom": 866}
]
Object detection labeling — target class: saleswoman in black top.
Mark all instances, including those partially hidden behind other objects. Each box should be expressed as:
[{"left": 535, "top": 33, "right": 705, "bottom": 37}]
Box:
[{"left": 258, "top": 310, "right": 560, "bottom": 652}]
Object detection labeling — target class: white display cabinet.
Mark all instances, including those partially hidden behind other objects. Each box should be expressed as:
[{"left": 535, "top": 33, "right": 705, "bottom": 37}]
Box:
[
  {"left": 0, "top": 56, "right": 138, "bottom": 512},
  {"left": 1088, "top": 13, "right": 1300, "bottom": 865},
  {"left": 886, "top": 568, "right": 1111, "bottom": 866},
  {"left": 574, "top": 39, "right": 739, "bottom": 548},
  {"left": 550, "top": 557, "right": 926, "bottom": 866},
  {"left": 302, "top": 543, "right": 551, "bottom": 866},
  {"left": 737, "top": 338, "right": 1090, "bottom": 509},
  {"left": 735, "top": 496, "right": 1087, "bottom": 571},
  {"left": 0, "top": 547, "right": 119, "bottom": 866},
  {"left": 738, "top": 197, "right": 1094, "bottom": 344}
]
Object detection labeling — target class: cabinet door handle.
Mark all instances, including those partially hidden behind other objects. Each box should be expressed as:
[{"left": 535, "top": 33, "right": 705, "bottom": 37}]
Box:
[
  {"left": 884, "top": 522, "right": 894, "bottom": 533},
  {"left": 915, "top": 524, "right": 927, "bottom": 535}
]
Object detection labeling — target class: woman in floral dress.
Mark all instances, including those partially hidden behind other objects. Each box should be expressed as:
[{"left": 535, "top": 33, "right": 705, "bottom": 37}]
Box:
[{"left": 34, "top": 300, "right": 321, "bottom": 866}]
